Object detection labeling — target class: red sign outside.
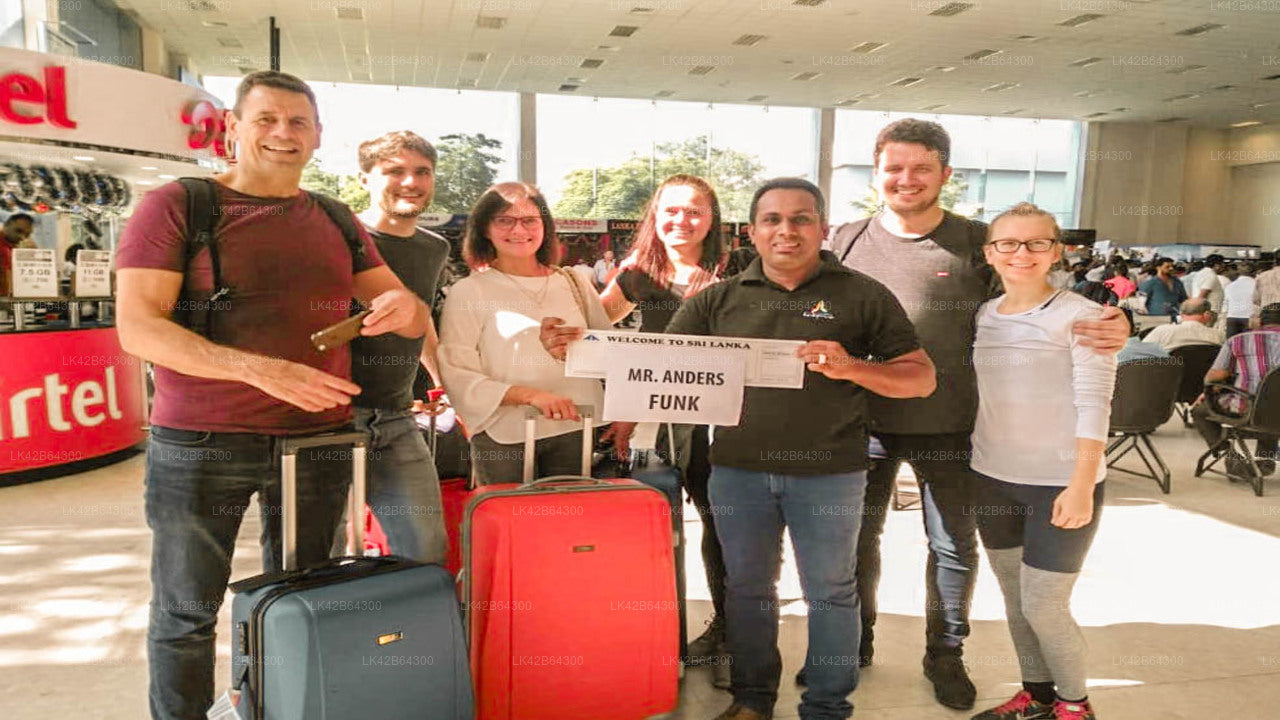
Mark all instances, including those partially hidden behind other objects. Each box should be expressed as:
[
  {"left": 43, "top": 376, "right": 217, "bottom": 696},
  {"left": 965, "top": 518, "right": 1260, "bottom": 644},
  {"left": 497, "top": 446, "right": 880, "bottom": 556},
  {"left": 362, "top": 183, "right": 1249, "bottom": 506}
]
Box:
[{"left": 0, "top": 328, "right": 146, "bottom": 473}]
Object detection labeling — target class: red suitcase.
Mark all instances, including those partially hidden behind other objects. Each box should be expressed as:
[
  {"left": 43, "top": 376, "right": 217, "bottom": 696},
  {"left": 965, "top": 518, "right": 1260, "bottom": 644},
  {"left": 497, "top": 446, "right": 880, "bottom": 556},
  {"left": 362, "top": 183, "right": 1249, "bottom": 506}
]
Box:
[
  {"left": 461, "top": 407, "right": 679, "bottom": 720},
  {"left": 440, "top": 477, "right": 470, "bottom": 574}
]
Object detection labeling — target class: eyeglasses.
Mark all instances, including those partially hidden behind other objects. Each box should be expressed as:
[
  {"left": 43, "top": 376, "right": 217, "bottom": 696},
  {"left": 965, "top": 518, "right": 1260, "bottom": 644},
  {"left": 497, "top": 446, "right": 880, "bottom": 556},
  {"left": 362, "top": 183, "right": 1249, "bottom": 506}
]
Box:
[
  {"left": 492, "top": 215, "right": 542, "bottom": 230},
  {"left": 986, "top": 238, "right": 1057, "bottom": 254}
]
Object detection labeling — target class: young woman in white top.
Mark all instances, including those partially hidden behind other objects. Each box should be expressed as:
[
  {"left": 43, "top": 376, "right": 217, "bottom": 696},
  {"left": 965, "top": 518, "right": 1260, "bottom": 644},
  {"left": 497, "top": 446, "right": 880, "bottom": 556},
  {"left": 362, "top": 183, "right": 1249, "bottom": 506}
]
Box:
[
  {"left": 969, "top": 203, "right": 1117, "bottom": 720},
  {"left": 437, "top": 182, "right": 613, "bottom": 485}
]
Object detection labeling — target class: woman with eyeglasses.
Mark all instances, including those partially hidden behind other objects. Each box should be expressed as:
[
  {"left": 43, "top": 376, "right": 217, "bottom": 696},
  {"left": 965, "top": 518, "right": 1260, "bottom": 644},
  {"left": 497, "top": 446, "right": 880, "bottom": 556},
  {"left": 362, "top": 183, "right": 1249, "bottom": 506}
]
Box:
[
  {"left": 540, "top": 173, "right": 730, "bottom": 674},
  {"left": 969, "top": 202, "right": 1116, "bottom": 720},
  {"left": 437, "top": 182, "right": 613, "bottom": 485}
]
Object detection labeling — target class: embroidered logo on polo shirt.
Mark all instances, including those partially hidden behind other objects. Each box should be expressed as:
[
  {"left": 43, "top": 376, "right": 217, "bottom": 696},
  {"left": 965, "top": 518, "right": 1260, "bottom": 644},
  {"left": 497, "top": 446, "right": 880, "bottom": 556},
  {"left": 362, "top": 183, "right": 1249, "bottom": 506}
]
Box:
[{"left": 803, "top": 300, "right": 835, "bottom": 320}]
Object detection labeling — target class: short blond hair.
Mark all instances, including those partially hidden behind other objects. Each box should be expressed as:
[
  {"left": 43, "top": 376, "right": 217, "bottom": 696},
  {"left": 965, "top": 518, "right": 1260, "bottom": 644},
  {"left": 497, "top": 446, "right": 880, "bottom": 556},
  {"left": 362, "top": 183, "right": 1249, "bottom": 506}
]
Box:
[{"left": 987, "top": 202, "right": 1061, "bottom": 241}]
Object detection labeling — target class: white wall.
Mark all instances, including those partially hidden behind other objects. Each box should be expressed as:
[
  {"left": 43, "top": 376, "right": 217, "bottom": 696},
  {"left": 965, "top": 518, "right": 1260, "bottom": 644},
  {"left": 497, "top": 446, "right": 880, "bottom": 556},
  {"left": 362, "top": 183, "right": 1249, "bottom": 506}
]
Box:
[
  {"left": 1079, "top": 122, "right": 1189, "bottom": 244},
  {"left": 1079, "top": 122, "right": 1280, "bottom": 248},
  {"left": 1230, "top": 163, "right": 1280, "bottom": 250}
]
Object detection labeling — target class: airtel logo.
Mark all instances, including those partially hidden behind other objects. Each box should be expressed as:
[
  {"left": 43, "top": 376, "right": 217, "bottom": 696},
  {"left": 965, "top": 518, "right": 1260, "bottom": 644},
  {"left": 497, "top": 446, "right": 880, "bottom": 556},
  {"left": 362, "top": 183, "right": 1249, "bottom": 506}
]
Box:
[
  {"left": 1, "top": 366, "right": 123, "bottom": 440},
  {"left": 0, "top": 66, "right": 76, "bottom": 128},
  {"left": 184, "top": 99, "right": 230, "bottom": 158}
]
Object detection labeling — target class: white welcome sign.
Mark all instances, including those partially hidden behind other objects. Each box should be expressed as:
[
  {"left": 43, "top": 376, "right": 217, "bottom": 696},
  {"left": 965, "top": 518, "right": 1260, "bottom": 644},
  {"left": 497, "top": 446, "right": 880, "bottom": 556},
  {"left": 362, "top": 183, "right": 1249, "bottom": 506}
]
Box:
[{"left": 603, "top": 344, "right": 747, "bottom": 426}]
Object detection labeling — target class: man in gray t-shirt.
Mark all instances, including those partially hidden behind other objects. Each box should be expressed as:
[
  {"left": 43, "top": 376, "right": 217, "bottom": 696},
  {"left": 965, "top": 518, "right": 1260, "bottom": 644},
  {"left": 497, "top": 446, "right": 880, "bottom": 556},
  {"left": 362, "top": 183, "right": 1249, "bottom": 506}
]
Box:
[
  {"left": 824, "top": 119, "right": 1128, "bottom": 711},
  {"left": 345, "top": 131, "right": 450, "bottom": 564}
]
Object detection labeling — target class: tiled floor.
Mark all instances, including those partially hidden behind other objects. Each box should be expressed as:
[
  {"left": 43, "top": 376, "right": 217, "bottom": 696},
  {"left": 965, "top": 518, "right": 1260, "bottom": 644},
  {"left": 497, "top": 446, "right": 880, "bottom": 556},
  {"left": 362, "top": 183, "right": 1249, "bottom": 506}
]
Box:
[{"left": 3, "top": 414, "right": 1280, "bottom": 719}]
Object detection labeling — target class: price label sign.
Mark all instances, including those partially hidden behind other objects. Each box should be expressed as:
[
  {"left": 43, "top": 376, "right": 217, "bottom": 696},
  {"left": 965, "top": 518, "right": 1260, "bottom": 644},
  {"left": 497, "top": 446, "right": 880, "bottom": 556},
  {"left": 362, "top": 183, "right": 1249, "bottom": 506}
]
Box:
[
  {"left": 75, "top": 249, "right": 112, "bottom": 297},
  {"left": 11, "top": 248, "right": 57, "bottom": 298}
]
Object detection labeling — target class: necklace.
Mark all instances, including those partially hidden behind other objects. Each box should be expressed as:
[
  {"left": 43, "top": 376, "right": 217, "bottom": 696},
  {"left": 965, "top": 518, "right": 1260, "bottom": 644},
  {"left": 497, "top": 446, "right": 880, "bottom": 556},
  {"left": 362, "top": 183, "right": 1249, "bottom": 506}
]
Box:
[{"left": 495, "top": 267, "right": 553, "bottom": 307}]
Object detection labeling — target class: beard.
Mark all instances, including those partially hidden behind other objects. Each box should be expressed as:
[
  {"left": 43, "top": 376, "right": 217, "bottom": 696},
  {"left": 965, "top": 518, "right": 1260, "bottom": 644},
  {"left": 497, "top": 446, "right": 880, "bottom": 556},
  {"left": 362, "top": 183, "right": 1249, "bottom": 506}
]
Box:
[
  {"left": 383, "top": 196, "right": 429, "bottom": 219},
  {"left": 884, "top": 186, "right": 941, "bottom": 215}
]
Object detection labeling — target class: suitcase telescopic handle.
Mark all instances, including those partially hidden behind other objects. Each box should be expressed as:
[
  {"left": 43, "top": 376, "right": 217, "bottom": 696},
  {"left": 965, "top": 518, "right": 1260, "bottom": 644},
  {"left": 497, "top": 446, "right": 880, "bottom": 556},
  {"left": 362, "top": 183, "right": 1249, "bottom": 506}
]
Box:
[
  {"left": 522, "top": 404, "right": 595, "bottom": 483},
  {"left": 279, "top": 431, "right": 370, "bottom": 572}
]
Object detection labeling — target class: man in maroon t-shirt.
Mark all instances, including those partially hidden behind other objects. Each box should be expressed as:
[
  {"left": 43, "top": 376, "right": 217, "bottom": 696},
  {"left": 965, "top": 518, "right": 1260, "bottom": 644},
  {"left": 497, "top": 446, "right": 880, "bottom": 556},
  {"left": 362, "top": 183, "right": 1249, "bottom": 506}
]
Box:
[{"left": 115, "top": 71, "right": 429, "bottom": 720}]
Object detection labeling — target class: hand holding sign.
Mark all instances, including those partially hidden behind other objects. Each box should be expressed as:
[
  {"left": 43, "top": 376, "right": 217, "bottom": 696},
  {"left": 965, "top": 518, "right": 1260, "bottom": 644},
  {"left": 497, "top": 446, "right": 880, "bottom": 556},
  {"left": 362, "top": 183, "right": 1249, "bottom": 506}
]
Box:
[
  {"left": 798, "top": 340, "right": 855, "bottom": 381},
  {"left": 539, "top": 316, "right": 584, "bottom": 361}
]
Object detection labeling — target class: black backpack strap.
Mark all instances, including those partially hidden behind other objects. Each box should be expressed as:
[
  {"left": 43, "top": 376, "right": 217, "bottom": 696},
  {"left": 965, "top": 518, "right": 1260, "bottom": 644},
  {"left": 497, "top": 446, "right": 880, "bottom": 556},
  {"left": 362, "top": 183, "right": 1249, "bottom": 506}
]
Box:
[
  {"left": 176, "top": 177, "right": 229, "bottom": 338},
  {"left": 829, "top": 217, "right": 873, "bottom": 265},
  {"left": 306, "top": 191, "right": 366, "bottom": 268}
]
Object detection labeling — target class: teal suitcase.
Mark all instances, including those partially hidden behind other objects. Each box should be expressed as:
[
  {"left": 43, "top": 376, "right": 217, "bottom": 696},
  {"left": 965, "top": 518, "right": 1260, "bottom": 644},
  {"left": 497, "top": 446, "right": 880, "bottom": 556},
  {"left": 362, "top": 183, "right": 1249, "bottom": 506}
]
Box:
[{"left": 228, "top": 432, "right": 473, "bottom": 720}]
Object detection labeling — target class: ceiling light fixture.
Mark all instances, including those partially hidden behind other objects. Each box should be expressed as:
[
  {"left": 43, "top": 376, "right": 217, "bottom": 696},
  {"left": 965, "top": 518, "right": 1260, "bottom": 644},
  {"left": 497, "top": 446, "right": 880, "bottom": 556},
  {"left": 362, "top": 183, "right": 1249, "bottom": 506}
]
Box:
[
  {"left": 929, "top": 2, "right": 975, "bottom": 17},
  {"left": 1058, "top": 14, "right": 1104, "bottom": 27}
]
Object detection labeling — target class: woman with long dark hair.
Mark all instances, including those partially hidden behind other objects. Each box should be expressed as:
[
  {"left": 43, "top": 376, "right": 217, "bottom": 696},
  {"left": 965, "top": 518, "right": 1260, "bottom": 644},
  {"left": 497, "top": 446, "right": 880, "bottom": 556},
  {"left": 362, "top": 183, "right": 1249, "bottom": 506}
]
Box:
[{"left": 542, "top": 173, "right": 731, "bottom": 678}]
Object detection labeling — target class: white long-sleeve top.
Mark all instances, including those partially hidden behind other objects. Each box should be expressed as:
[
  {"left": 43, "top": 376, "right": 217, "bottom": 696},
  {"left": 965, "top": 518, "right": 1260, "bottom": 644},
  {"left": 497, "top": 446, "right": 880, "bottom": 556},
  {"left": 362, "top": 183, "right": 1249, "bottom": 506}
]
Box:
[
  {"left": 971, "top": 290, "right": 1118, "bottom": 486},
  {"left": 438, "top": 267, "right": 613, "bottom": 445}
]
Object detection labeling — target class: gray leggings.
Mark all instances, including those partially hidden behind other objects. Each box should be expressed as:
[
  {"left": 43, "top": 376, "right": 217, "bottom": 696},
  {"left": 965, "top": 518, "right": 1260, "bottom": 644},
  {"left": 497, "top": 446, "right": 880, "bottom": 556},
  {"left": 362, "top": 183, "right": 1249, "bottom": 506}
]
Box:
[{"left": 469, "top": 430, "right": 587, "bottom": 486}]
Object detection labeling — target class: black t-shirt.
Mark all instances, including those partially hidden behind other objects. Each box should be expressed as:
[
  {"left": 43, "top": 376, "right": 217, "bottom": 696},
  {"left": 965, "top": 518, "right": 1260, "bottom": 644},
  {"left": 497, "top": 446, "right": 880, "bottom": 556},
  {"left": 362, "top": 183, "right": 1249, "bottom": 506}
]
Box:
[
  {"left": 352, "top": 226, "right": 450, "bottom": 410},
  {"left": 616, "top": 266, "right": 687, "bottom": 333},
  {"left": 666, "top": 252, "right": 921, "bottom": 475},
  {"left": 830, "top": 211, "right": 995, "bottom": 435}
]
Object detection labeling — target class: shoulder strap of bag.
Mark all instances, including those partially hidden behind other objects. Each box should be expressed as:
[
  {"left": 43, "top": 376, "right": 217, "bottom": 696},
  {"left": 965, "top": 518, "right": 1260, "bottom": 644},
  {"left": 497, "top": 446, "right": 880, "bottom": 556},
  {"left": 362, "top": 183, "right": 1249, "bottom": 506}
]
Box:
[
  {"left": 306, "top": 190, "right": 366, "bottom": 268},
  {"left": 558, "top": 266, "right": 590, "bottom": 322},
  {"left": 177, "top": 177, "right": 226, "bottom": 337},
  {"left": 830, "top": 217, "right": 873, "bottom": 264}
]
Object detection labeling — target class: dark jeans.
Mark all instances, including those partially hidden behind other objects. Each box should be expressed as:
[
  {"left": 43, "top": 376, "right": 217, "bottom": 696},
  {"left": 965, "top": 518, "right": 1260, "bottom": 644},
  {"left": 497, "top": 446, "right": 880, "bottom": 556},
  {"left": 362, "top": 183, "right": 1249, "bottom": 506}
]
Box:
[
  {"left": 145, "top": 426, "right": 352, "bottom": 720},
  {"left": 469, "top": 429, "right": 587, "bottom": 485},
  {"left": 1226, "top": 317, "right": 1251, "bottom": 339},
  {"left": 856, "top": 432, "right": 979, "bottom": 656},
  {"left": 331, "top": 408, "right": 447, "bottom": 563},
  {"left": 710, "top": 466, "right": 867, "bottom": 720}
]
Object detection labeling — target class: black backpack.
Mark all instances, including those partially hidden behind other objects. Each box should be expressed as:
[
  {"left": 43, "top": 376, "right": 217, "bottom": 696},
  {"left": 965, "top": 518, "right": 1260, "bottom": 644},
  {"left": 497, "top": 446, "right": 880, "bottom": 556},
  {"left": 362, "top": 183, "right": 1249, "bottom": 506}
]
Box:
[{"left": 174, "top": 177, "right": 365, "bottom": 339}]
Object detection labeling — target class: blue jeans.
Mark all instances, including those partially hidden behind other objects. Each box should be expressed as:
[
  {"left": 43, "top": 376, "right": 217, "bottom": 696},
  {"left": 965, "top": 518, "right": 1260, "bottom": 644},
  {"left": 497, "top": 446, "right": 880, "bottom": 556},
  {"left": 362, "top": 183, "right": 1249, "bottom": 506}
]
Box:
[
  {"left": 353, "top": 407, "right": 447, "bottom": 564},
  {"left": 709, "top": 466, "right": 867, "bottom": 720},
  {"left": 857, "top": 433, "right": 978, "bottom": 656},
  {"left": 144, "top": 426, "right": 351, "bottom": 720}
]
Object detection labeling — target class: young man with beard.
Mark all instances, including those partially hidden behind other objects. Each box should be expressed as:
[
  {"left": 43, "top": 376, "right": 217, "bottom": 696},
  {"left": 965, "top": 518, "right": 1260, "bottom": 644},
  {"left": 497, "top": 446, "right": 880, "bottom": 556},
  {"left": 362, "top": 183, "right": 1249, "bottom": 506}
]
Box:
[
  {"left": 824, "top": 119, "right": 1127, "bottom": 711},
  {"left": 348, "top": 130, "right": 452, "bottom": 563}
]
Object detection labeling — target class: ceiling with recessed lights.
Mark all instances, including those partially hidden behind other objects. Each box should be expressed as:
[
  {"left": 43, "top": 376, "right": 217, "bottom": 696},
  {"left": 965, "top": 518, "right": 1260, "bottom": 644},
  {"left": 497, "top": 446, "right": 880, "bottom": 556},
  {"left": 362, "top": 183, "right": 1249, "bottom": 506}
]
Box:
[{"left": 115, "top": 0, "right": 1280, "bottom": 127}]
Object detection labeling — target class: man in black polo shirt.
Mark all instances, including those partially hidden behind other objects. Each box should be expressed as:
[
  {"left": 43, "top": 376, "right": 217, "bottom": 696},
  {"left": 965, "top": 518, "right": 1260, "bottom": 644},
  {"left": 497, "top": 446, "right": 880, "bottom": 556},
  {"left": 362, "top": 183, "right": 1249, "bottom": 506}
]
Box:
[
  {"left": 667, "top": 178, "right": 936, "bottom": 720},
  {"left": 825, "top": 119, "right": 1128, "bottom": 710},
  {"left": 348, "top": 131, "right": 451, "bottom": 562}
]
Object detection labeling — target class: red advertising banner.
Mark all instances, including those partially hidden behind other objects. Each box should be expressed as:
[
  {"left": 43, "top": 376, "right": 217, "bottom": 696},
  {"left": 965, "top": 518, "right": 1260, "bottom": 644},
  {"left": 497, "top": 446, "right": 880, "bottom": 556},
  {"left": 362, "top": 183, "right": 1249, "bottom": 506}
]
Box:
[{"left": 0, "top": 328, "right": 146, "bottom": 473}]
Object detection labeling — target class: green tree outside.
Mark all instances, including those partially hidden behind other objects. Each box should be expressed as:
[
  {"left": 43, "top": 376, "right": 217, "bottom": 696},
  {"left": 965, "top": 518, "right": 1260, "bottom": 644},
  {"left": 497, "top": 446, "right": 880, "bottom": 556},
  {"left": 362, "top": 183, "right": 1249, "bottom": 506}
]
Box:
[
  {"left": 300, "top": 159, "right": 370, "bottom": 212},
  {"left": 431, "top": 133, "right": 503, "bottom": 215},
  {"left": 554, "top": 135, "right": 767, "bottom": 221}
]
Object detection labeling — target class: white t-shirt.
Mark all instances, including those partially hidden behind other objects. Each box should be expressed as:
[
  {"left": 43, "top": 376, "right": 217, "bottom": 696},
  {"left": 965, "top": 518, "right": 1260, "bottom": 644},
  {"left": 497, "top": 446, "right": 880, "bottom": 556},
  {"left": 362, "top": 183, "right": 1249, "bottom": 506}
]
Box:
[
  {"left": 971, "top": 290, "right": 1117, "bottom": 486},
  {"left": 1224, "top": 275, "right": 1257, "bottom": 319},
  {"left": 592, "top": 259, "right": 616, "bottom": 286},
  {"left": 438, "top": 267, "right": 612, "bottom": 444},
  {"left": 1193, "top": 266, "right": 1224, "bottom": 314}
]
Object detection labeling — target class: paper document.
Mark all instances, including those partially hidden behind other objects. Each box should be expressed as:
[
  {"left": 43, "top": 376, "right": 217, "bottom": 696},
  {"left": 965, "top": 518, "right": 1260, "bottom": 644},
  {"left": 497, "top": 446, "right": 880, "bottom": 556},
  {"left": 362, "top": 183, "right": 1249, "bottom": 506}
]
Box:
[{"left": 565, "top": 329, "right": 805, "bottom": 389}]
